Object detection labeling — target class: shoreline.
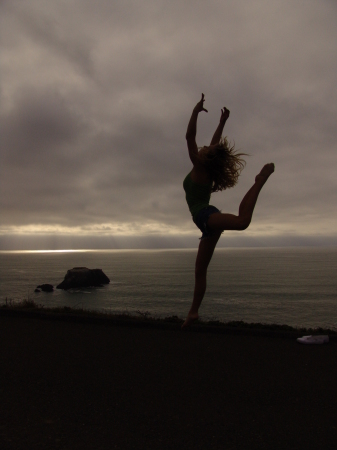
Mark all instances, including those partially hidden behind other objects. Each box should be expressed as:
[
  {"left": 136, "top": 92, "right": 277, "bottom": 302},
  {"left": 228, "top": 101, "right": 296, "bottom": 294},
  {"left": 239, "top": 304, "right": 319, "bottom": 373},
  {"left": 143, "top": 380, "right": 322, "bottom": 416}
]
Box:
[{"left": 1, "top": 300, "right": 336, "bottom": 338}]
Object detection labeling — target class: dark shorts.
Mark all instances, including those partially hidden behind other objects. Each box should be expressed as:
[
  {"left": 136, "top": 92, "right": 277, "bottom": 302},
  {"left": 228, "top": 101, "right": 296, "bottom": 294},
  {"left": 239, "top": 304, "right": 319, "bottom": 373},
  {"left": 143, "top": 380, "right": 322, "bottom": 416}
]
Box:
[{"left": 193, "top": 205, "right": 221, "bottom": 240}]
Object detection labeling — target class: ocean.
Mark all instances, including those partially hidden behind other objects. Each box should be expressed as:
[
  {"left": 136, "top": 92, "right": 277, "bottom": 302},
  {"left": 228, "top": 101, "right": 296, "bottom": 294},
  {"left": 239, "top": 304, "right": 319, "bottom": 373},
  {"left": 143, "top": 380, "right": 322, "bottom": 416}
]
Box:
[{"left": 1, "top": 247, "right": 336, "bottom": 329}]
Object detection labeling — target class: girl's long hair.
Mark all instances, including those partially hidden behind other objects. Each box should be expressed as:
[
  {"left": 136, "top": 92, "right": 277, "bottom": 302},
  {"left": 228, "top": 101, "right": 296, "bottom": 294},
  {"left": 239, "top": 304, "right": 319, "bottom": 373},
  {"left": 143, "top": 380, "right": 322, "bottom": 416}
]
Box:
[{"left": 198, "top": 137, "right": 247, "bottom": 192}]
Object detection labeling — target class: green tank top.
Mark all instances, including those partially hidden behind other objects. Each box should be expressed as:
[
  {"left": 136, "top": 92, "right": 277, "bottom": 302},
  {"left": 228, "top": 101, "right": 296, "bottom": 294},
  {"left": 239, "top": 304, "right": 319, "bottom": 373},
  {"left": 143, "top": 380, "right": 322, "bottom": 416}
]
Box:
[{"left": 183, "top": 172, "right": 212, "bottom": 220}]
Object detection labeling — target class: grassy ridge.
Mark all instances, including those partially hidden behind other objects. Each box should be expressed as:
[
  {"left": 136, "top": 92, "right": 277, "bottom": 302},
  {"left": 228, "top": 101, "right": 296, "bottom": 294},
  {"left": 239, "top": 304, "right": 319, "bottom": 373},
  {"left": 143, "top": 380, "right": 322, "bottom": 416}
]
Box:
[{"left": 1, "top": 298, "right": 336, "bottom": 336}]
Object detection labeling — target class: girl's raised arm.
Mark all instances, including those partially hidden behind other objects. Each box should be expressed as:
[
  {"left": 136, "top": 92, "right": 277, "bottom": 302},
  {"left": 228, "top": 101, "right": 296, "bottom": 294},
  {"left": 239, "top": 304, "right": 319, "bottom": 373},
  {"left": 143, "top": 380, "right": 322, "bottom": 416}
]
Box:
[
  {"left": 185, "top": 94, "right": 208, "bottom": 165},
  {"left": 210, "top": 107, "right": 230, "bottom": 145}
]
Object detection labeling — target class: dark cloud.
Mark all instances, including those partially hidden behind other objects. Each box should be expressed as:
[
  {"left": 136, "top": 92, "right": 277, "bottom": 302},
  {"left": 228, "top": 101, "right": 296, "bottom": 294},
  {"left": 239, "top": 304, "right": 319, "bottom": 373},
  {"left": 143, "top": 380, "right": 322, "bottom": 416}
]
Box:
[
  {"left": 1, "top": 0, "right": 337, "bottom": 248},
  {"left": 2, "top": 88, "right": 84, "bottom": 161}
]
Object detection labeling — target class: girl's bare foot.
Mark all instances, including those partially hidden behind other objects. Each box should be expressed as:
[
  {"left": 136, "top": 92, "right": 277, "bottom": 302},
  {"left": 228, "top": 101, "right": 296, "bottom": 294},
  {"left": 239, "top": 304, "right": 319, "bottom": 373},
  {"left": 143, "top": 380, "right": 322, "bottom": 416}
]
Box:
[
  {"left": 255, "top": 163, "right": 275, "bottom": 184},
  {"left": 181, "top": 312, "right": 199, "bottom": 329}
]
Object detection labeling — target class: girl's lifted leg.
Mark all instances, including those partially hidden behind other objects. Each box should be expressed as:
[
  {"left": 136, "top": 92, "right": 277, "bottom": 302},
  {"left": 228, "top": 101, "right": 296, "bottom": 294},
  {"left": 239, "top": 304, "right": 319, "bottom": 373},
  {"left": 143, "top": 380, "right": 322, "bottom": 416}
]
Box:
[{"left": 207, "top": 163, "right": 275, "bottom": 232}]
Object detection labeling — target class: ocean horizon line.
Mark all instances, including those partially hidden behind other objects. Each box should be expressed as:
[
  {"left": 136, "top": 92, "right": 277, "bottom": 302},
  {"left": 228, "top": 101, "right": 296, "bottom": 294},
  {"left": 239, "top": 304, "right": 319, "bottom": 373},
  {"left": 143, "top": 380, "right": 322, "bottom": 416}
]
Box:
[{"left": 1, "top": 245, "right": 337, "bottom": 254}]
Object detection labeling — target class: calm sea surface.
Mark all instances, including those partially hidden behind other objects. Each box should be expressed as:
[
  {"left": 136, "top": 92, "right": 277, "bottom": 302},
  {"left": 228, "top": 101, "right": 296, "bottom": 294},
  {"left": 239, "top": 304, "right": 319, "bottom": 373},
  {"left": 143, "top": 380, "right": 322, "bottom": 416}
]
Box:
[{"left": 1, "top": 248, "right": 336, "bottom": 329}]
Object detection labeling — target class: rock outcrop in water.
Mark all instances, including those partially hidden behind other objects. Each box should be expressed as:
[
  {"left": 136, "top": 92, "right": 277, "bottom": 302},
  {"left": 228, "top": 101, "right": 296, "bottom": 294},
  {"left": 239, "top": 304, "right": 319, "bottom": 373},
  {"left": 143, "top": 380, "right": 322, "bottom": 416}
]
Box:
[
  {"left": 56, "top": 267, "right": 110, "bottom": 290},
  {"left": 35, "top": 284, "right": 54, "bottom": 292}
]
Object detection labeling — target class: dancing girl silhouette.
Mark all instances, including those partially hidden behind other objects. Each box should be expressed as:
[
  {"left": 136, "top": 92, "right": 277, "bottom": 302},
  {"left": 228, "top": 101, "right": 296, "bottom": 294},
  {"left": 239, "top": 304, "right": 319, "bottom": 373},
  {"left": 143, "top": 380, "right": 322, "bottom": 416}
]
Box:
[{"left": 182, "top": 94, "right": 274, "bottom": 328}]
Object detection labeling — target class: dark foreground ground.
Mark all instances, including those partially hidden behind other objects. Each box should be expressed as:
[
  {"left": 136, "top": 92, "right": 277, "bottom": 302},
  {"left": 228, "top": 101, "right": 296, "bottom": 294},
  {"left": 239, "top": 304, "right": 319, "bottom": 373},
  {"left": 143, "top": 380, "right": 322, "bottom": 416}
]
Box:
[{"left": 1, "top": 311, "right": 337, "bottom": 450}]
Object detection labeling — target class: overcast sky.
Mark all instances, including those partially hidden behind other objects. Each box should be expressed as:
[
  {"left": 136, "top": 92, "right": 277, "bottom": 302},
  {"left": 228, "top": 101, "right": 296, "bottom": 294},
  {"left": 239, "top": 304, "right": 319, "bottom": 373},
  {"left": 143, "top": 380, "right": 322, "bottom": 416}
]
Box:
[{"left": 1, "top": 0, "right": 337, "bottom": 249}]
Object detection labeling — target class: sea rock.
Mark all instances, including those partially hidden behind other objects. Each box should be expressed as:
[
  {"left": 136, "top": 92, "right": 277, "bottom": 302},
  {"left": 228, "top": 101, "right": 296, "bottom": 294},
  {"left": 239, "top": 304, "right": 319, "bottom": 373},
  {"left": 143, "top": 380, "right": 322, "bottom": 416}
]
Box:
[
  {"left": 56, "top": 267, "right": 110, "bottom": 290},
  {"left": 36, "top": 284, "right": 54, "bottom": 292}
]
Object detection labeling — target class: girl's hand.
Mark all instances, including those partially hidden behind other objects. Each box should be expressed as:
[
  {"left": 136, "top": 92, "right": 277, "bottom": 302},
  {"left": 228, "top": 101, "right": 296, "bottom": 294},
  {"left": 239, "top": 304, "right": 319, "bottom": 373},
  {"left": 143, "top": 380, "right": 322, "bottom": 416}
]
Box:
[
  {"left": 193, "top": 93, "right": 208, "bottom": 113},
  {"left": 209, "top": 106, "right": 230, "bottom": 145},
  {"left": 220, "top": 107, "right": 230, "bottom": 124}
]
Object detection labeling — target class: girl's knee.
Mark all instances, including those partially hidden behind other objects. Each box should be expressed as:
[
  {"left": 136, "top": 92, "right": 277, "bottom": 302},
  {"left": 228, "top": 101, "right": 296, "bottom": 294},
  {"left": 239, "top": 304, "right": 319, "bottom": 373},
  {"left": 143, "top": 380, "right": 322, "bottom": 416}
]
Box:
[{"left": 236, "top": 217, "right": 251, "bottom": 231}]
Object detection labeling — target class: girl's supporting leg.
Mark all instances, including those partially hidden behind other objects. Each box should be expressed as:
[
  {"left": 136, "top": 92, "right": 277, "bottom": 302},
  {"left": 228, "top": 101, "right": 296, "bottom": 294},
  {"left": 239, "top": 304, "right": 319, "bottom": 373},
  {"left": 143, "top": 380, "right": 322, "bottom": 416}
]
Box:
[
  {"left": 182, "top": 232, "right": 222, "bottom": 329},
  {"left": 182, "top": 163, "right": 274, "bottom": 329}
]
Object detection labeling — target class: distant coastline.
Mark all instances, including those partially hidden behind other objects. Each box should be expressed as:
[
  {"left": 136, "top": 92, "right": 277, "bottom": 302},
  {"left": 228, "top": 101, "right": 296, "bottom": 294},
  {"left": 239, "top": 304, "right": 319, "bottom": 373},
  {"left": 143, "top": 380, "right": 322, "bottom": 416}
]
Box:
[{"left": 2, "top": 233, "right": 337, "bottom": 251}]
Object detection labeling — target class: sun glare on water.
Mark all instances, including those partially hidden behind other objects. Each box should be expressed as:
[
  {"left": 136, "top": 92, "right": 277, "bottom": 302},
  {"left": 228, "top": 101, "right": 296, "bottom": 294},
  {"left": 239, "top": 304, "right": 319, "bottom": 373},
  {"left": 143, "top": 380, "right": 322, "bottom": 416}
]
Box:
[{"left": 2, "top": 249, "right": 94, "bottom": 254}]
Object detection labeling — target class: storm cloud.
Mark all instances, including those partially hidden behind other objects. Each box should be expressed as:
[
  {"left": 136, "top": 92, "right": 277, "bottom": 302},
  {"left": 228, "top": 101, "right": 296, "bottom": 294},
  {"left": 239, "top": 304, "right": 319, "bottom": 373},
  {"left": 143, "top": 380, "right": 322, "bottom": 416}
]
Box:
[{"left": 1, "top": 0, "right": 337, "bottom": 249}]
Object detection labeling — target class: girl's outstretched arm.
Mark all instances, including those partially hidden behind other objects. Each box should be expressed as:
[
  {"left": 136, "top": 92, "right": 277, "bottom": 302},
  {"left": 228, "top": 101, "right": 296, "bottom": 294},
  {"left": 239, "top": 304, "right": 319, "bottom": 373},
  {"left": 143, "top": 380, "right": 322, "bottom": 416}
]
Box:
[
  {"left": 210, "top": 107, "right": 230, "bottom": 145},
  {"left": 186, "top": 94, "right": 208, "bottom": 164}
]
